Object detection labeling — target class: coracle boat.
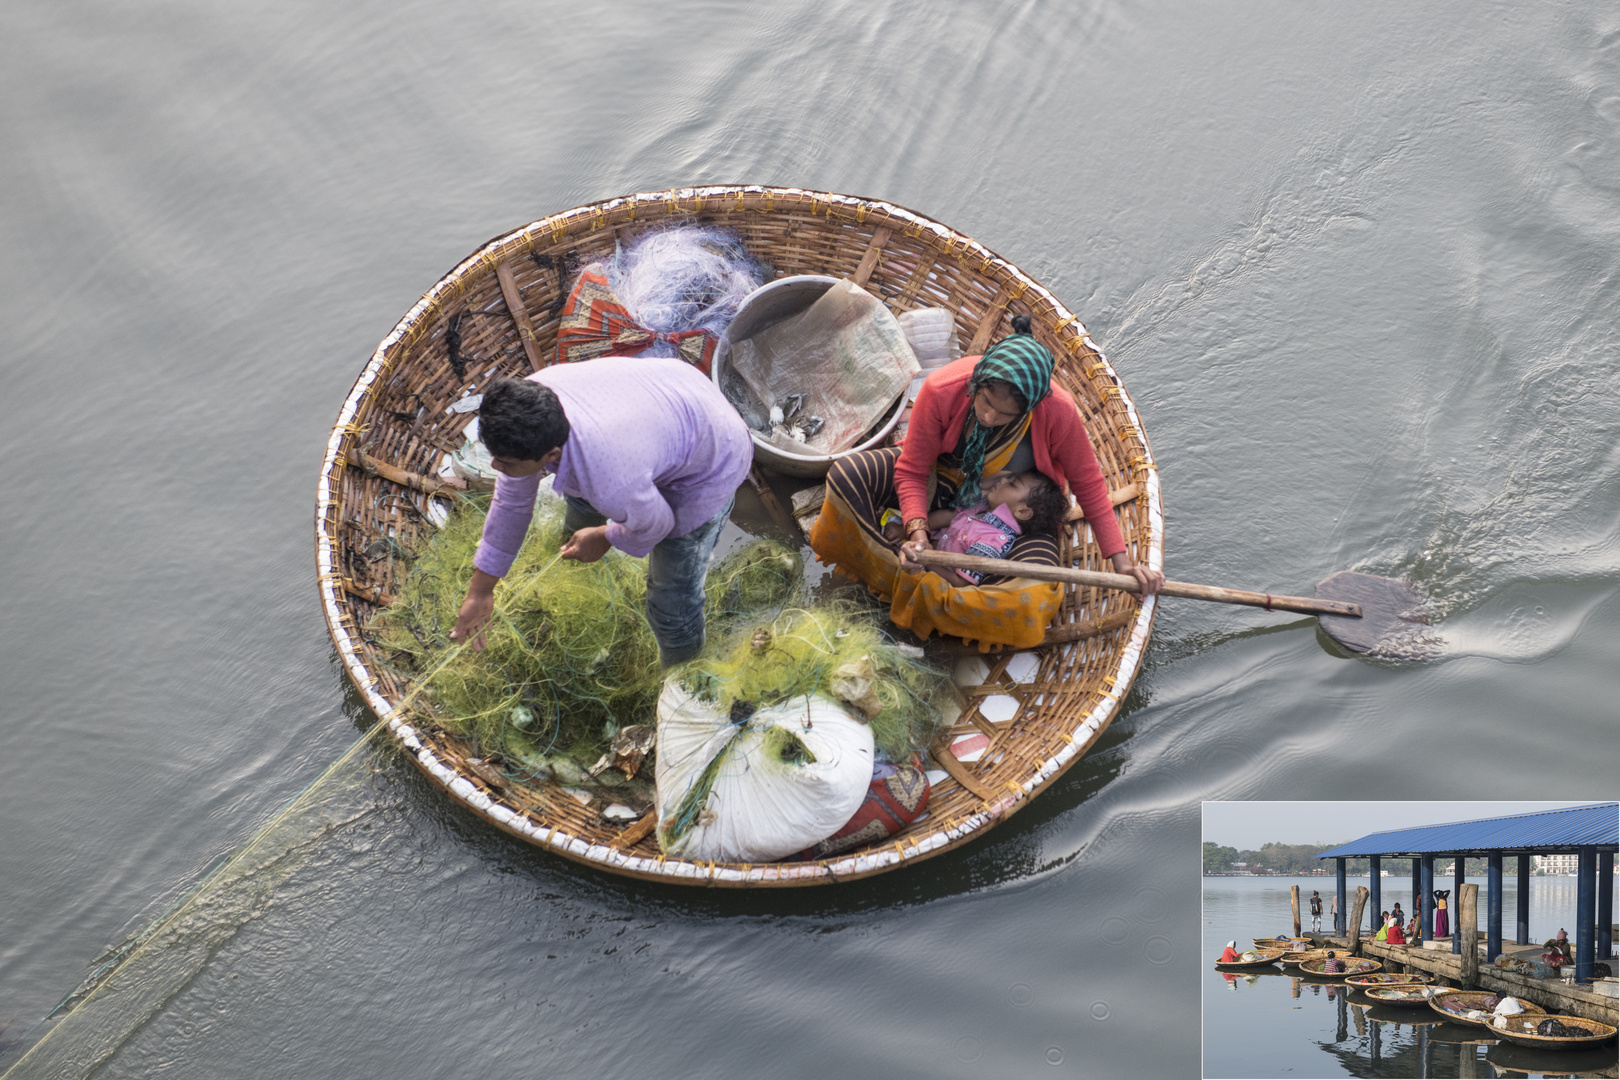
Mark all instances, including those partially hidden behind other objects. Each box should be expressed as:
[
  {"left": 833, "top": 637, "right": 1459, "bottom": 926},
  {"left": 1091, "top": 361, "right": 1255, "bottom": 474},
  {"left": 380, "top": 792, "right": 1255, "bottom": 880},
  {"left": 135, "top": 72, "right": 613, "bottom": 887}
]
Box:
[
  {"left": 1253, "top": 937, "right": 1310, "bottom": 951},
  {"left": 1427, "top": 989, "right": 1548, "bottom": 1029},
  {"left": 1299, "top": 957, "right": 1383, "bottom": 979},
  {"left": 1363, "top": 985, "right": 1444, "bottom": 1009},
  {"left": 1491, "top": 1015, "right": 1618, "bottom": 1051},
  {"left": 1215, "top": 949, "right": 1287, "bottom": 971},
  {"left": 1344, "top": 972, "right": 1437, "bottom": 990},
  {"left": 314, "top": 186, "right": 1162, "bottom": 887},
  {"left": 1278, "top": 949, "right": 1337, "bottom": 967}
]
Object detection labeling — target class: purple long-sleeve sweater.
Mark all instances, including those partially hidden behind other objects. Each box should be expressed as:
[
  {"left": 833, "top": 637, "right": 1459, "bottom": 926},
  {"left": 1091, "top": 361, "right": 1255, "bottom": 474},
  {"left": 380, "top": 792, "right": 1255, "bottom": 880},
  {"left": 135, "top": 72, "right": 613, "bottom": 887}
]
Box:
[{"left": 473, "top": 356, "right": 752, "bottom": 574}]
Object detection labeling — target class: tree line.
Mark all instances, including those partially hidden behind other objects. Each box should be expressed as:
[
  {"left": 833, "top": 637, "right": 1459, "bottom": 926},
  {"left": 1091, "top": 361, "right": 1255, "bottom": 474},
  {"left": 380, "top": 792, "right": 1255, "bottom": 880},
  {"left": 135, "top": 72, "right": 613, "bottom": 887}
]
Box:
[{"left": 1204, "top": 842, "right": 1506, "bottom": 877}]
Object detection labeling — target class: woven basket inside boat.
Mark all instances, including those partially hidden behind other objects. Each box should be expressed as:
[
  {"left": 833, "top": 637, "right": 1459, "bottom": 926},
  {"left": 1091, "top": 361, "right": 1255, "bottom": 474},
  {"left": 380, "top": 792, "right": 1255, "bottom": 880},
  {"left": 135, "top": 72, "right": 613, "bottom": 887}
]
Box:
[{"left": 315, "top": 185, "right": 1160, "bottom": 886}]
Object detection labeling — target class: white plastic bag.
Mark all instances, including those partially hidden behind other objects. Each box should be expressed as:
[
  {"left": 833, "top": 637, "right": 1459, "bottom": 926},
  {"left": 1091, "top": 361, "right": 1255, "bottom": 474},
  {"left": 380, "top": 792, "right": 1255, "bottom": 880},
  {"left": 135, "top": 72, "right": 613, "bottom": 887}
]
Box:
[
  {"left": 896, "top": 307, "right": 960, "bottom": 368},
  {"left": 654, "top": 681, "right": 874, "bottom": 862},
  {"left": 1493, "top": 996, "right": 1524, "bottom": 1016}
]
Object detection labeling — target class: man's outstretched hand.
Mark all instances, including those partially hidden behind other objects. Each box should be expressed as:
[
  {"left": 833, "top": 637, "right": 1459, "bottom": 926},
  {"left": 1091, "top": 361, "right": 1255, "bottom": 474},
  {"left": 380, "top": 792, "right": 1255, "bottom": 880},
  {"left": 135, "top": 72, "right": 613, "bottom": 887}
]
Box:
[
  {"left": 560, "top": 525, "right": 611, "bottom": 564},
  {"left": 450, "top": 569, "right": 499, "bottom": 650}
]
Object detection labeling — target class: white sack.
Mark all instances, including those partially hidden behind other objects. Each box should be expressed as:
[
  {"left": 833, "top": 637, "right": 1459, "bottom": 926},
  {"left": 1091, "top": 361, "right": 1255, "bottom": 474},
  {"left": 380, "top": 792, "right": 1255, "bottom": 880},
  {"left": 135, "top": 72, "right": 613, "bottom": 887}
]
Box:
[
  {"left": 654, "top": 681, "right": 874, "bottom": 863},
  {"left": 1493, "top": 997, "right": 1525, "bottom": 1015}
]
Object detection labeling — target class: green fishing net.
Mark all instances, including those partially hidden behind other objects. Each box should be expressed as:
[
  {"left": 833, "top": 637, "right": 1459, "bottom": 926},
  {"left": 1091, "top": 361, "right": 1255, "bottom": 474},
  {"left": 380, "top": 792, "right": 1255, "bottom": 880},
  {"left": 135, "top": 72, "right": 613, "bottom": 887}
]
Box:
[
  {"left": 677, "top": 605, "right": 955, "bottom": 762},
  {"left": 370, "top": 491, "right": 953, "bottom": 793}
]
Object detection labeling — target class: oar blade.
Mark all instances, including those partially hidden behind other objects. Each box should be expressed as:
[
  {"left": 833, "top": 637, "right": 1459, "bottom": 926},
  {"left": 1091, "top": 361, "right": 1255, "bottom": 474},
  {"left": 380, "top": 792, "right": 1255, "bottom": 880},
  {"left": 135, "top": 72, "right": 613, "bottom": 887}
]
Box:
[{"left": 1314, "top": 571, "right": 1435, "bottom": 658}]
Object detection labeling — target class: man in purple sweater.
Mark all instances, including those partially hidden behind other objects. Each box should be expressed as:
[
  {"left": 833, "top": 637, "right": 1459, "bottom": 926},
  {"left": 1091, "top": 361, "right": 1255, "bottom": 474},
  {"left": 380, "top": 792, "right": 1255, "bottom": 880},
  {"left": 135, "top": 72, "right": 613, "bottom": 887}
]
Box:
[{"left": 450, "top": 356, "right": 753, "bottom": 666}]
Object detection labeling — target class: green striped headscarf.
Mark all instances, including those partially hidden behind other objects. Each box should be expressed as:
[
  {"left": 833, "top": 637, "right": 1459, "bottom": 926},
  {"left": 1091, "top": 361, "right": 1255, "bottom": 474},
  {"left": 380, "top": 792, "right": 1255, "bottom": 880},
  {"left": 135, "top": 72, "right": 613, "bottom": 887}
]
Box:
[{"left": 956, "top": 332, "right": 1055, "bottom": 507}]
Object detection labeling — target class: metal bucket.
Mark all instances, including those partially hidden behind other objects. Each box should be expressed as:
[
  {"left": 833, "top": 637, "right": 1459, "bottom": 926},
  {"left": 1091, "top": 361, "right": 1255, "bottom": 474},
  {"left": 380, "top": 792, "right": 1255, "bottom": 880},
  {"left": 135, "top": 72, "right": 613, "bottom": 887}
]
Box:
[{"left": 713, "top": 275, "right": 907, "bottom": 478}]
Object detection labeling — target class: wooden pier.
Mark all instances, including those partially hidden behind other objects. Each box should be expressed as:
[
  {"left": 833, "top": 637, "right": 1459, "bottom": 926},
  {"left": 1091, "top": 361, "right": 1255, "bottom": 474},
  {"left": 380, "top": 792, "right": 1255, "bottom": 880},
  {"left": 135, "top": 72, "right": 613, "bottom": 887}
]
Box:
[{"left": 1308, "top": 932, "right": 1619, "bottom": 1027}]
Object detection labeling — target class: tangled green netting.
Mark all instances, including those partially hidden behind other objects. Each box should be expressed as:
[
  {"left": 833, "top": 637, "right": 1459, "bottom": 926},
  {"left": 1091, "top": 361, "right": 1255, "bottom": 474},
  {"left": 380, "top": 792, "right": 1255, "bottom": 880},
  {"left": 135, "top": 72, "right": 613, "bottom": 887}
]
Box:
[{"left": 370, "top": 492, "right": 955, "bottom": 791}]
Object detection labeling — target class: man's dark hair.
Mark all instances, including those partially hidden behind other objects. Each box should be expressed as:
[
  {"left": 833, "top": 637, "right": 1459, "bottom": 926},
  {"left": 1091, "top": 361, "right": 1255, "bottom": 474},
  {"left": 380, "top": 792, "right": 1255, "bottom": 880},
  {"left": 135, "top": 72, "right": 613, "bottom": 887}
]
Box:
[
  {"left": 478, "top": 377, "right": 570, "bottom": 461},
  {"left": 1021, "top": 473, "right": 1069, "bottom": 538}
]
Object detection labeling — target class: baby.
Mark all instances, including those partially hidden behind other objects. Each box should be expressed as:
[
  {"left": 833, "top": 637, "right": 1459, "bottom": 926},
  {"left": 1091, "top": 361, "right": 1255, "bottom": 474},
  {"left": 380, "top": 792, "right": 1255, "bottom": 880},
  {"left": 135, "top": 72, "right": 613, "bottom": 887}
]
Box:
[{"left": 926, "top": 471, "right": 1068, "bottom": 586}]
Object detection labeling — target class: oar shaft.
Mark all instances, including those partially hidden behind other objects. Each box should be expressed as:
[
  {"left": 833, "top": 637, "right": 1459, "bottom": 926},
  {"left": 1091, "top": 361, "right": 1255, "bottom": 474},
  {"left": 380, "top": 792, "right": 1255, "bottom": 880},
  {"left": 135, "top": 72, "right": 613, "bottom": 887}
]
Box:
[{"left": 912, "top": 550, "right": 1362, "bottom": 618}]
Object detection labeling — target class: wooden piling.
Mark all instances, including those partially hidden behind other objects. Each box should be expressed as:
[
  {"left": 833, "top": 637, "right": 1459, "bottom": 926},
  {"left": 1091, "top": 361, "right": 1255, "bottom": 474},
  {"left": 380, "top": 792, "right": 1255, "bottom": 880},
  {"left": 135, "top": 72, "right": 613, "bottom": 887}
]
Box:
[
  {"left": 1460, "top": 882, "right": 1479, "bottom": 987},
  {"left": 1349, "top": 886, "right": 1370, "bottom": 953},
  {"left": 1292, "top": 885, "right": 1301, "bottom": 937}
]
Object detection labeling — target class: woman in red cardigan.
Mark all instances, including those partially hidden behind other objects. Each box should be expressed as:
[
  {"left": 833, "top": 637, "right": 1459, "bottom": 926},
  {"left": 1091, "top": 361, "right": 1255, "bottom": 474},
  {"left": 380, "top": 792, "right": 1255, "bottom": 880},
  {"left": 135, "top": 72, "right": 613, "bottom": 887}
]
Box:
[{"left": 809, "top": 321, "right": 1161, "bottom": 648}]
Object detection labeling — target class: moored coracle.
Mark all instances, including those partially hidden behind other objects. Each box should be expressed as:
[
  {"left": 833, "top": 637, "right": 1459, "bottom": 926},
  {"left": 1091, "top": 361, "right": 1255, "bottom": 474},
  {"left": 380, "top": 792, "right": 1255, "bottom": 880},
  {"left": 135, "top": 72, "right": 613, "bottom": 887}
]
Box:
[
  {"left": 1215, "top": 949, "right": 1287, "bottom": 971},
  {"left": 314, "top": 186, "right": 1162, "bottom": 887},
  {"left": 1426, "top": 989, "right": 1548, "bottom": 1028},
  {"left": 1363, "top": 986, "right": 1442, "bottom": 1008},
  {"left": 1344, "top": 972, "right": 1437, "bottom": 989},
  {"left": 1277, "top": 949, "right": 1338, "bottom": 966},
  {"left": 1299, "top": 957, "right": 1383, "bottom": 979},
  {"left": 1492, "top": 1015, "right": 1618, "bottom": 1050},
  {"left": 1253, "top": 937, "right": 1311, "bottom": 950}
]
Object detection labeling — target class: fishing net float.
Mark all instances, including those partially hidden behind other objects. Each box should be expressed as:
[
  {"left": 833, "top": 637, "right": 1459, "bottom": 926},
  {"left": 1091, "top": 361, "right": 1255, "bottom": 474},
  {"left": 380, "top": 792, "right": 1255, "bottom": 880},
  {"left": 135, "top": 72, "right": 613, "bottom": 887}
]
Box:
[{"left": 315, "top": 185, "right": 1169, "bottom": 887}]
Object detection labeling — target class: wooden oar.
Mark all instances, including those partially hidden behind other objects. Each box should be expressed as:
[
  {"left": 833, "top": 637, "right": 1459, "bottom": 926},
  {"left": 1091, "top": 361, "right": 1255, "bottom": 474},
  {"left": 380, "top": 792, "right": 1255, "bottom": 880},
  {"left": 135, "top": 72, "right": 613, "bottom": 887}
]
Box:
[
  {"left": 912, "top": 550, "right": 1359, "bottom": 617},
  {"left": 910, "top": 550, "right": 1433, "bottom": 655}
]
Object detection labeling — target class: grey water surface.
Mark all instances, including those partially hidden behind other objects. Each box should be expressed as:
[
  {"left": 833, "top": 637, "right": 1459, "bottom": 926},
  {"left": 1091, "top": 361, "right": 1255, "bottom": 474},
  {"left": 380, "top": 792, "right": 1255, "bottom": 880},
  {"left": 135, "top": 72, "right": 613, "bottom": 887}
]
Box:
[{"left": 3, "top": 2, "right": 1617, "bottom": 1078}]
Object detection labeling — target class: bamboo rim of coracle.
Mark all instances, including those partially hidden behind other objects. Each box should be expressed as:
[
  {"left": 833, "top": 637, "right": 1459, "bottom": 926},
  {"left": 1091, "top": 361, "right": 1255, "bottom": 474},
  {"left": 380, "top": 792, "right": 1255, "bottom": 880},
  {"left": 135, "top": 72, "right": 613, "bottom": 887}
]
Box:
[{"left": 314, "top": 185, "right": 1163, "bottom": 886}]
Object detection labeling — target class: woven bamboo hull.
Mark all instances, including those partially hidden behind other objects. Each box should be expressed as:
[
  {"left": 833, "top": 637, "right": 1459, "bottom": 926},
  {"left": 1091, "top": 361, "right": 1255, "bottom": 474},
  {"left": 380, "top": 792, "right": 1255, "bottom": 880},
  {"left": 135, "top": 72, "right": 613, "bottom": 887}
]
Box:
[
  {"left": 1253, "top": 937, "right": 1310, "bottom": 950},
  {"left": 1494, "top": 1017, "right": 1618, "bottom": 1050},
  {"left": 1362, "top": 987, "right": 1442, "bottom": 1008},
  {"left": 1427, "top": 989, "right": 1548, "bottom": 1028},
  {"left": 1215, "top": 949, "right": 1287, "bottom": 970},
  {"left": 1300, "top": 958, "right": 1383, "bottom": 979},
  {"left": 1278, "top": 949, "right": 1337, "bottom": 966},
  {"left": 1345, "top": 972, "right": 1437, "bottom": 989},
  {"left": 314, "top": 186, "right": 1162, "bottom": 887}
]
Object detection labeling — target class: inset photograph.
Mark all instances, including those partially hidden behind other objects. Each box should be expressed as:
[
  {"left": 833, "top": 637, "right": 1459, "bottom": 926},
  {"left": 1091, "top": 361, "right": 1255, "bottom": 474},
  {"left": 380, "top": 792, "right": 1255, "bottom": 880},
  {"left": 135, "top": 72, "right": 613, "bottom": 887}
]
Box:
[{"left": 1203, "top": 801, "right": 1618, "bottom": 1079}]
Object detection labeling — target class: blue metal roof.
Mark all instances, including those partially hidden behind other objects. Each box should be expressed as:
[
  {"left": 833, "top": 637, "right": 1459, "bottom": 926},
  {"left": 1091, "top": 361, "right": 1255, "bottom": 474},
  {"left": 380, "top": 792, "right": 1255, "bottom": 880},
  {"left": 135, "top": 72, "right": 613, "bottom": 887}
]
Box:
[{"left": 1317, "top": 803, "right": 1618, "bottom": 859}]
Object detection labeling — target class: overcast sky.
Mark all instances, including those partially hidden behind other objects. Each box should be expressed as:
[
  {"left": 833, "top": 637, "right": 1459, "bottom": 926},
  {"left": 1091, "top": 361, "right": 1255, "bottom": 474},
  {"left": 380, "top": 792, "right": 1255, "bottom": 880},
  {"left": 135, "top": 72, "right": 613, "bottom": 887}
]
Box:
[{"left": 1202, "top": 801, "right": 1610, "bottom": 851}]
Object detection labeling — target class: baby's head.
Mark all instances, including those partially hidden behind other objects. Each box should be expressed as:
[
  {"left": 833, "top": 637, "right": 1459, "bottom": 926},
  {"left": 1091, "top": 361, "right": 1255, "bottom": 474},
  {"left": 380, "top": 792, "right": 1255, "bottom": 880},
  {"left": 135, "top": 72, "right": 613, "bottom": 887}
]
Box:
[{"left": 982, "top": 470, "right": 1067, "bottom": 537}]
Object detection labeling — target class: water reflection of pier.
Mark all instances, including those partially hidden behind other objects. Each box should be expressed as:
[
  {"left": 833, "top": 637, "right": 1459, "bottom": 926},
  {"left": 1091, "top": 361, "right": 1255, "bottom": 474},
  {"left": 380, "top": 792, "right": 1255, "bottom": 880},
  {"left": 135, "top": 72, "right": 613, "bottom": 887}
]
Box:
[{"left": 1319, "top": 976, "right": 1611, "bottom": 1079}]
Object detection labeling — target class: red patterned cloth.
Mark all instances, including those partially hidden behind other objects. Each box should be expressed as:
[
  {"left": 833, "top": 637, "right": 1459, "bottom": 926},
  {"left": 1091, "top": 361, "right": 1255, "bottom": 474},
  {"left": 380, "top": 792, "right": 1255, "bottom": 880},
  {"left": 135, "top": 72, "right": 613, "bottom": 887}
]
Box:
[
  {"left": 553, "top": 269, "right": 717, "bottom": 374},
  {"left": 793, "top": 759, "right": 931, "bottom": 860}
]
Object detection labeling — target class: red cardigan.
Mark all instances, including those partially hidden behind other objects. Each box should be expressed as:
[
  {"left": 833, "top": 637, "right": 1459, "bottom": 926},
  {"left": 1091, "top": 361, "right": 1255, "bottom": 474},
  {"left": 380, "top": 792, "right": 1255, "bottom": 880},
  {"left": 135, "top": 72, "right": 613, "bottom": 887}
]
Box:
[{"left": 895, "top": 356, "right": 1126, "bottom": 559}]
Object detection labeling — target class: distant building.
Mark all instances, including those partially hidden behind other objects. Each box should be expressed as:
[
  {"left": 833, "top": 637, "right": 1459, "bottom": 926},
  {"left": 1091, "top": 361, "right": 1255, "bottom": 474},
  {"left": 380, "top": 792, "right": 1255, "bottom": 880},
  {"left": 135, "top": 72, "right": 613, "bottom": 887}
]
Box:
[{"left": 1535, "top": 853, "right": 1579, "bottom": 875}]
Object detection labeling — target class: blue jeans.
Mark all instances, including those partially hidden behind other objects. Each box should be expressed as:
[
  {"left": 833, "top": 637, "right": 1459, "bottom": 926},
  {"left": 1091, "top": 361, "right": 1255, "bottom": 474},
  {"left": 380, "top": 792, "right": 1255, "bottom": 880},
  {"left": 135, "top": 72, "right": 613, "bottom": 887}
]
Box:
[{"left": 563, "top": 494, "right": 732, "bottom": 667}]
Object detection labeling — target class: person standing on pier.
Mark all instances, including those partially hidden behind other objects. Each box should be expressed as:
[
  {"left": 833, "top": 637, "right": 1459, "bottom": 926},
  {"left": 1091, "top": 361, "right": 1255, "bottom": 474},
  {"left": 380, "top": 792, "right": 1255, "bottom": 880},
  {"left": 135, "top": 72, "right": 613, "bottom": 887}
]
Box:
[{"left": 1310, "top": 891, "right": 1323, "bottom": 932}]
